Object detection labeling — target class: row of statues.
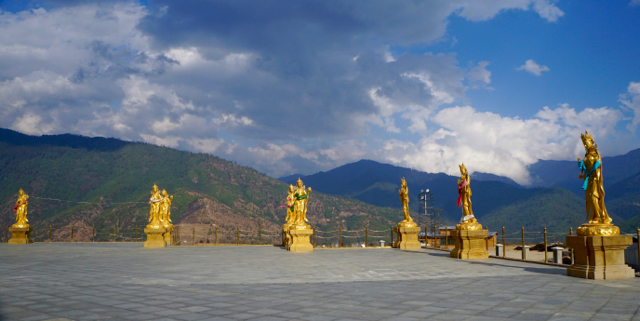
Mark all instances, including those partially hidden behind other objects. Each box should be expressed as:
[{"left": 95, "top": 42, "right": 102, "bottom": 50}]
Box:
[
  {"left": 5, "top": 131, "right": 617, "bottom": 244},
  {"left": 395, "top": 131, "right": 614, "bottom": 237},
  {"left": 147, "top": 184, "right": 174, "bottom": 230}
]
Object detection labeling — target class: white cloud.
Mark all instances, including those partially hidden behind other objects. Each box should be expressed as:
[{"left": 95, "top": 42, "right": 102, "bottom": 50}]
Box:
[
  {"left": 620, "top": 82, "right": 640, "bottom": 131},
  {"left": 630, "top": 0, "right": 640, "bottom": 6},
  {"left": 467, "top": 61, "right": 492, "bottom": 85},
  {"left": 375, "top": 104, "right": 623, "bottom": 185},
  {"left": 517, "top": 59, "right": 550, "bottom": 76},
  {"left": 532, "top": 0, "right": 565, "bottom": 22}
]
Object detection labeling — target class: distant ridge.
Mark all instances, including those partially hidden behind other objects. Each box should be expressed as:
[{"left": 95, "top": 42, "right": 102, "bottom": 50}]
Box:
[
  {"left": 0, "top": 128, "right": 130, "bottom": 151},
  {"left": 279, "top": 157, "right": 640, "bottom": 233}
]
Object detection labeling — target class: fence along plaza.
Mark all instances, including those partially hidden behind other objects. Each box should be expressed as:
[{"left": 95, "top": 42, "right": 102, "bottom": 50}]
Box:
[{"left": 5, "top": 131, "right": 637, "bottom": 279}]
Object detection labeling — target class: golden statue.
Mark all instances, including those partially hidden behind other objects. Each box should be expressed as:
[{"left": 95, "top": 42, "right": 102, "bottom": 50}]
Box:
[
  {"left": 147, "top": 184, "right": 163, "bottom": 229},
  {"left": 12, "top": 189, "right": 30, "bottom": 228},
  {"left": 576, "top": 131, "right": 618, "bottom": 236},
  {"left": 160, "top": 189, "right": 173, "bottom": 228},
  {"left": 284, "top": 185, "right": 296, "bottom": 227},
  {"left": 456, "top": 164, "right": 482, "bottom": 230},
  {"left": 290, "top": 178, "right": 312, "bottom": 230},
  {"left": 397, "top": 178, "right": 417, "bottom": 228}
]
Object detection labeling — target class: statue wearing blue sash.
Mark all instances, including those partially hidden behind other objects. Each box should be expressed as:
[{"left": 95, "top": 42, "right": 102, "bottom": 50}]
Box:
[{"left": 576, "top": 131, "right": 618, "bottom": 236}]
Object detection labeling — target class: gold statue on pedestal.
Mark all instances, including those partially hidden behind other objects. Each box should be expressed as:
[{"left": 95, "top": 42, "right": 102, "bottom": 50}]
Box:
[
  {"left": 576, "top": 131, "right": 618, "bottom": 236},
  {"left": 8, "top": 189, "right": 33, "bottom": 244},
  {"left": 456, "top": 163, "right": 482, "bottom": 231},
  {"left": 397, "top": 178, "right": 417, "bottom": 228},
  {"left": 450, "top": 164, "right": 488, "bottom": 258},
  {"left": 284, "top": 178, "right": 313, "bottom": 252},
  {"left": 145, "top": 184, "right": 168, "bottom": 248},
  {"left": 566, "top": 131, "right": 633, "bottom": 279},
  {"left": 395, "top": 178, "right": 420, "bottom": 249},
  {"left": 13, "top": 189, "right": 30, "bottom": 228}
]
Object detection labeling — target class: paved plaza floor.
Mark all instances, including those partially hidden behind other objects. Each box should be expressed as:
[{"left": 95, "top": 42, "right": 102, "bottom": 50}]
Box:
[{"left": 1, "top": 243, "right": 640, "bottom": 321}]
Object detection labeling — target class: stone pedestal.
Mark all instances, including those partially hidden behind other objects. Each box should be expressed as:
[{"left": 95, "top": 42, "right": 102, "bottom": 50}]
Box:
[
  {"left": 397, "top": 226, "right": 421, "bottom": 250},
  {"left": 566, "top": 235, "right": 635, "bottom": 279},
  {"left": 144, "top": 228, "right": 167, "bottom": 248},
  {"left": 288, "top": 228, "right": 313, "bottom": 252},
  {"left": 162, "top": 227, "right": 173, "bottom": 246},
  {"left": 450, "top": 229, "right": 489, "bottom": 259},
  {"left": 8, "top": 227, "right": 33, "bottom": 244}
]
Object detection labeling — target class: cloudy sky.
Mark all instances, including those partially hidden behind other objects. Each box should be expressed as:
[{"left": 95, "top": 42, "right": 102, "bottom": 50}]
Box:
[{"left": 1, "top": 0, "right": 639, "bottom": 184}]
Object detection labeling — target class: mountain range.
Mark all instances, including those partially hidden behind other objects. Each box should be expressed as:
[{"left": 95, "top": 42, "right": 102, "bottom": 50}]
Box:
[
  {"left": 280, "top": 151, "right": 640, "bottom": 234},
  {"left": 0, "top": 128, "right": 402, "bottom": 244},
  {"left": 2, "top": 127, "right": 638, "bottom": 241}
]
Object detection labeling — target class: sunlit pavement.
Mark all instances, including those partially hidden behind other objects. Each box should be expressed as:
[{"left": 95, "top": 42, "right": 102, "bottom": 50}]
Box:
[{"left": 1, "top": 243, "right": 639, "bottom": 321}]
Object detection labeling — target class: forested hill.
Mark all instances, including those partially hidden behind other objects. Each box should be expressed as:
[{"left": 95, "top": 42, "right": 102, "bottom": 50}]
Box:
[{"left": 0, "top": 128, "right": 403, "bottom": 242}]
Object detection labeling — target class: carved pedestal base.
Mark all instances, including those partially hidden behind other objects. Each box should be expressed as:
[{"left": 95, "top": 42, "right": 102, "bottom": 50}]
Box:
[
  {"left": 566, "top": 235, "right": 635, "bottom": 280},
  {"left": 144, "top": 228, "right": 167, "bottom": 248},
  {"left": 397, "top": 226, "right": 421, "bottom": 250},
  {"left": 163, "top": 227, "right": 173, "bottom": 246},
  {"left": 288, "top": 228, "right": 313, "bottom": 252},
  {"left": 8, "top": 227, "right": 33, "bottom": 244},
  {"left": 450, "top": 229, "right": 489, "bottom": 259}
]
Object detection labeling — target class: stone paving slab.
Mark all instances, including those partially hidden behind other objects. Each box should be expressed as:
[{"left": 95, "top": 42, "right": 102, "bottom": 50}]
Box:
[{"left": 1, "top": 244, "right": 640, "bottom": 320}]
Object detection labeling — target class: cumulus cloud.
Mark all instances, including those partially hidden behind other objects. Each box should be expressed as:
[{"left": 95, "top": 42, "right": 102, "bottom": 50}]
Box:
[
  {"left": 620, "top": 82, "right": 640, "bottom": 131},
  {"left": 517, "top": 59, "right": 550, "bottom": 76},
  {"left": 376, "top": 104, "right": 623, "bottom": 185}
]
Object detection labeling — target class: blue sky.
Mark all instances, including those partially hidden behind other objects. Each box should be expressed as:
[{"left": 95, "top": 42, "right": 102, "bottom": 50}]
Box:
[{"left": 0, "top": 0, "right": 639, "bottom": 184}]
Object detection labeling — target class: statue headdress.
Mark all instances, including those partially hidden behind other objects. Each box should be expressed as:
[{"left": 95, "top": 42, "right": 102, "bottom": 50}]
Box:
[
  {"left": 580, "top": 130, "right": 592, "bottom": 145},
  {"left": 459, "top": 163, "right": 468, "bottom": 176},
  {"left": 580, "top": 130, "right": 597, "bottom": 151}
]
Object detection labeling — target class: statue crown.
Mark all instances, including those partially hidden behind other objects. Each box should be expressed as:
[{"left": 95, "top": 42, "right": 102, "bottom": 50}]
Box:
[{"left": 580, "top": 130, "right": 593, "bottom": 145}]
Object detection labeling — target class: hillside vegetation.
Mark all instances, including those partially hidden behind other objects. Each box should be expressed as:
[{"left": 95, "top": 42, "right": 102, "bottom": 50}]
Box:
[{"left": 0, "top": 129, "right": 403, "bottom": 243}]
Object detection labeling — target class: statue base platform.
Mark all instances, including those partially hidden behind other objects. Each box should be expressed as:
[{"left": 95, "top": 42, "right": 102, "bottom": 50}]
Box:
[
  {"left": 576, "top": 223, "right": 619, "bottom": 236},
  {"left": 455, "top": 220, "right": 482, "bottom": 231},
  {"left": 163, "top": 226, "right": 173, "bottom": 246},
  {"left": 288, "top": 228, "right": 313, "bottom": 252},
  {"left": 397, "top": 226, "right": 421, "bottom": 250},
  {"left": 450, "top": 229, "right": 489, "bottom": 259},
  {"left": 8, "top": 227, "right": 33, "bottom": 244},
  {"left": 566, "top": 235, "right": 635, "bottom": 280},
  {"left": 144, "top": 228, "right": 167, "bottom": 248}
]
